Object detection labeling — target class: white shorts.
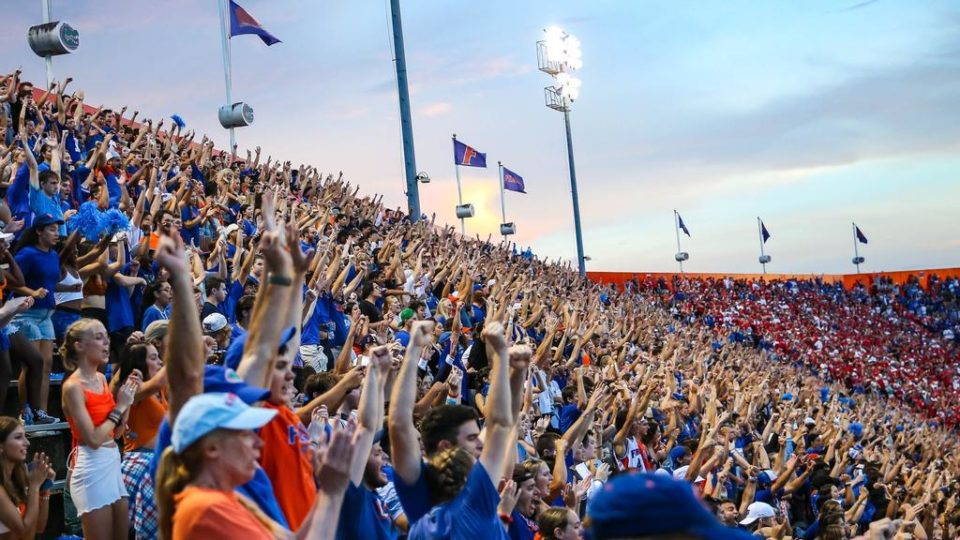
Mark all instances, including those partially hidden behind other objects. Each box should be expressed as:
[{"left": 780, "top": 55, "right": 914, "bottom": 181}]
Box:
[
  {"left": 69, "top": 444, "right": 127, "bottom": 515},
  {"left": 300, "top": 344, "right": 331, "bottom": 372}
]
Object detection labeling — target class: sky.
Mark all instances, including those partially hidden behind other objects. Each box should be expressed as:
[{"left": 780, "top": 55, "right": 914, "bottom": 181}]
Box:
[{"left": 4, "top": 0, "right": 959, "bottom": 275}]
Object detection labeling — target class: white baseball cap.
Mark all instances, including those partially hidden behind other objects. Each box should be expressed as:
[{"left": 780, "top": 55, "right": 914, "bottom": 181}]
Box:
[{"left": 739, "top": 502, "right": 776, "bottom": 525}]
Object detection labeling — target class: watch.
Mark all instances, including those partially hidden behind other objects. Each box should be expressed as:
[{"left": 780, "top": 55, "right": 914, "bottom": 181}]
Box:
[{"left": 268, "top": 274, "right": 292, "bottom": 286}]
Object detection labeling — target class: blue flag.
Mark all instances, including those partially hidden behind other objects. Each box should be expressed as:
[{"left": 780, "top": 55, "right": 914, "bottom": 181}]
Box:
[
  {"left": 453, "top": 139, "right": 486, "bottom": 168},
  {"left": 677, "top": 213, "right": 690, "bottom": 237},
  {"left": 761, "top": 220, "right": 771, "bottom": 243},
  {"left": 855, "top": 225, "right": 868, "bottom": 244},
  {"left": 230, "top": 0, "right": 281, "bottom": 46},
  {"left": 502, "top": 167, "right": 526, "bottom": 193}
]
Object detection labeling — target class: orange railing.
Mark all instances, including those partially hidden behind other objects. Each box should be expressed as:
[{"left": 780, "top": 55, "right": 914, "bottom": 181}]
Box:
[{"left": 588, "top": 268, "right": 960, "bottom": 291}]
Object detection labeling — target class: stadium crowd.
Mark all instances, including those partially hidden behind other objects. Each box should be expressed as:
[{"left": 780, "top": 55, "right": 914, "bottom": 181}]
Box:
[
  {"left": 628, "top": 274, "right": 960, "bottom": 425},
  {"left": 0, "top": 67, "right": 958, "bottom": 540}
]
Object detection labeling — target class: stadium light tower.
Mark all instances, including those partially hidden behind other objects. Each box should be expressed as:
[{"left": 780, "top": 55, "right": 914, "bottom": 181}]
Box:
[{"left": 537, "top": 27, "right": 586, "bottom": 277}]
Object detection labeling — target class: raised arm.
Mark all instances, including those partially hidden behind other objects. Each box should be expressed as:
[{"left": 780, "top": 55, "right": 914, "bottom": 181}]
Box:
[
  {"left": 388, "top": 321, "right": 433, "bottom": 484},
  {"left": 479, "top": 322, "right": 514, "bottom": 483},
  {"left": 155, "top": 235, "right": 204, "bottom": 424},
  {"left": 349, "top": 346, "right": 391, "bottom": 485}
]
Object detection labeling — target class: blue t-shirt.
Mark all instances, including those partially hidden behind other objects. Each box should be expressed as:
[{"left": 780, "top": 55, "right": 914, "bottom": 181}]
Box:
[
  {"left": 407, "top": 462, "right": 508, "bottom": 540},
  {"left": 335, "top": 481, "right": 398, "bottom": 540},
  {"left": 14, "top": 246, "right": 59, "bottom": 310},
  {"left": 141, "top": 304, "right": 171, "bottom": 332},
  {"left": 7, "top": 164, "right": 33, "bottom": 226},
  {"left": 508, "top": 510, "right": 537, "bottom": 540},
  {"left": 302, "top": 293, "right": 335, "bottom": 346},
  {"left": 106, "top": 267, "right": 136, "bottom": 332},
  {"left": 395, "top": 462, "right": 432, "bottom": 524},
  {"left": 558, "top": 403, "right": 581, "bottom": 435}
]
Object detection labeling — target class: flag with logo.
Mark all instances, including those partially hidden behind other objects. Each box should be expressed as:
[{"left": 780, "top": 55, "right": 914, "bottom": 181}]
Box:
[
  {"left": 502, "top": 167, "right": 526, "bottom": 193},
  {"left": 855, "top": 225, "right": 868, "bottom": 244},
  {"left": 677, "top": 213, "right": 690, "bottom": 237},
  {"left": 229, "top": 0, "right": 282, "bottom": 46},
  {"left": 453, "top": 139, "right": 486, "bottom": 168}
]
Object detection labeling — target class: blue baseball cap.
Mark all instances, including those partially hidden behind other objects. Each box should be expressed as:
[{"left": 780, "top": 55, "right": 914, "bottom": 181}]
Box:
[
  {"left": 171, "top": 392, "right": 276, "bottom": 453},
  {"left": 32, "top": 213, "right": 64, "bottom": 229},
  {"left": 587, "top": 473, "right": 754, "bottom": 539},
  {"left": 224, "top": 326, "right": 297, "bottom": 371},
  {"left": 202, "top": 365, "right": 270, "bottom": 404}
]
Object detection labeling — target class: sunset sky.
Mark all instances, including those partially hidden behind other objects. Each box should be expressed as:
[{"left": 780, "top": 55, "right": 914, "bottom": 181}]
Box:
[{"left": 4, "top": 0, "right": 959, "bottom": 274}]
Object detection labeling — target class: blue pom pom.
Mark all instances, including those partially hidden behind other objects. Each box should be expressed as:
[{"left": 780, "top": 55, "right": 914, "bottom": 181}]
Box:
[
  {"left": 66, "top": 202, "right": 104, "bottom": 242},
  {"left": 102, "top": 209, "right": 131, "bottom": 235}
]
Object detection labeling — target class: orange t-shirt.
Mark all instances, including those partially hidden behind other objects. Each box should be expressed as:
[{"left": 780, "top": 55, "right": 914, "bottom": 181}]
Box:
[
  {"left": 258, "top": 402, "right": 315, "bottom": 529},
  {"left": 173, "top": 486, "right": 272, "bottom": 540},
  {"left": 123, "top": 390, "right": 168, "bottom": 452}
]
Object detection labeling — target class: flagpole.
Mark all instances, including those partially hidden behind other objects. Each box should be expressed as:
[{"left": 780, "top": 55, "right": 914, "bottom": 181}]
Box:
[
  {"left": 498, "top": 162, "right": 507, "bottom": 241},
  {"left": 674, "top": 210, "right": 683, "bottom": 274},
  {"left": 217, "top": 0, "right": 236, "bottom": 151},
  {"left": 757, "top": 217, "right": 767, "bottom": 275},
  {"left": 452, "top": 134, "right": 465, "bottom": 236},
  {"left": 852, "top": 222, "right": 861, "bottom": 274}
]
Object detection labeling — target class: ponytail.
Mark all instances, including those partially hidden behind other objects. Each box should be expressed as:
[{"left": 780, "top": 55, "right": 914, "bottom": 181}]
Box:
[
  {"left": 424, "top": 447, "right": 473, "bottom": 506},
  {"left": 156, "top": 446, "right": 200, "bottom": 540}
]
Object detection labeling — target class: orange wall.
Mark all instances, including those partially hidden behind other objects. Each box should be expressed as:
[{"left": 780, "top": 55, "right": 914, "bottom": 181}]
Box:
[{"left": 588, "top": 268, "right": 960, "bottom": 291}]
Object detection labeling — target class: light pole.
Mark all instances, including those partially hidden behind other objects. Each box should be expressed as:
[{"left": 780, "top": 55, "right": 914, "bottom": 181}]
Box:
[{"left": 537, "top": 27, "right": 586, "bottom": 277}]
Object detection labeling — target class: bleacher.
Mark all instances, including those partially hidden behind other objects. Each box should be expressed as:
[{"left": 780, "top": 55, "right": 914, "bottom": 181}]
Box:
[{"left": 8, "top": 357, "right": 72, "bottom": 538}]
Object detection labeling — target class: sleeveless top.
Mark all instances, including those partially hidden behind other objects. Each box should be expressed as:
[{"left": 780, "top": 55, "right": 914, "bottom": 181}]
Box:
[
  {"left": 55, "top": 269, "right": 84, "bottom": 305},
  {"left": 67, "top": 377, "right": 117, "bottom": 451},
  {"left": 124, "top": 389, "right": 168, "bottom": 452}
]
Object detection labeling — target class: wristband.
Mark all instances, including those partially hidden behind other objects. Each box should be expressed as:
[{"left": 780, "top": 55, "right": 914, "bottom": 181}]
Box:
[
  {"left": 498, "top": 513, "right": 513, "bottom": 525},
  {"left": 268, "top": 274, "right": 293, "bottom": 286}
]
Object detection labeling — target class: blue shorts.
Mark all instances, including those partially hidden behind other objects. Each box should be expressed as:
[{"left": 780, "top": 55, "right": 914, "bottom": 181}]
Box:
[
  {"left": 11, "top": 308, "right": 55, "bottom": 342},
  {"left": 52, "top": 309, "right": 82, "bottom": 341}
]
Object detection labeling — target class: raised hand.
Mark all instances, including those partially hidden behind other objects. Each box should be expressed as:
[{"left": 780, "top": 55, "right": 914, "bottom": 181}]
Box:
[
  {"left": 260, "top": 230, "right": 291, "bottom": 273},
  {"left": 410, "top": 320, "right": 434, "bottom": 348},
  {"left": 155, "top": 235, "right": 189, "bottom": 276},
  {"left": 370, "top": 346, "right": 392, "bottom": 377},
  {"left": 316, "top": 425, "right": 356, "bottom": 496},
  {"left": 285, "top": 222, "right": 312, "bottom": 274},
  {"left": 482, "top": 321, "right": 507, "bottom": 350},
  {"left": 497, "top": 480, "right": 519, "bottom": 516},
  {"left": 116, "top": 371, "right": 142, "bottom": 409},
  {"left": 507, "top": 344, "right": 533, "bottom": 373}
]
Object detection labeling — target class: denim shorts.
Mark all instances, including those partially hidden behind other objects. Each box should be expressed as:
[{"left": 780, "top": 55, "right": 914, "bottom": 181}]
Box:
[{"left": 11, "top": 308, "right": 55, "bottom": 342}]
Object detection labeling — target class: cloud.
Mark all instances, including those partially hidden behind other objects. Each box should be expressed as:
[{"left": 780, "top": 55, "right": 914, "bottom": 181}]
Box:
[{"left": 419, "top": 101, "right": 451, "bottom": 118}]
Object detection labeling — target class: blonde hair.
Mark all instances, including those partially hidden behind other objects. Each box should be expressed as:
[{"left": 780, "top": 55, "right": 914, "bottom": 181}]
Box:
[
  {"left": 156, "top": 444, "right": 204, "bottom": 540},
  {"left": 58, "top": 318, "right": 103, "bottom": 371},
  {"left": 157, "top": 430, "right": 285, "bottom": 540},
  {"left": 424, "top": 447, "right": 473, "bottom": 506}
]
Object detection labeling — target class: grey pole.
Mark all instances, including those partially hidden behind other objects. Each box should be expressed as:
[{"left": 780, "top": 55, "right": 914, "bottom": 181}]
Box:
[
  {"left": 852, "top": 222, "right": 861, "bottom": 274},
  {"left": 41, "top": 0, "right": 53, "bottom": 88},
  {"left": 498, "top": 162, "right": 507, "bottom": 236},
  {"left": 674, "top": 210, "right": 684, "bottom": 274},
  {"left": 563, "top": 105, "right": 586, "bottom": 277},
  {"left": 452, "top": 134, "right": 465, "bottom": 235},
  {"left": 757, "top": 217, "right": 767, "bottom": 275},
  {"left": 390, "top": 0, "right": 421, "bottom": 222},
  {"left": 217, "top": 0, "right": 236, "bottom": 151}
]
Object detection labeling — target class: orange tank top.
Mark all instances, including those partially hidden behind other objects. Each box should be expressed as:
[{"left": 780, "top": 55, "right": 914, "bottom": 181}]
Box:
[
  {"left": 123, "top": 389, "right": 168, "bottom": 452},
  {"left": 67, "top": 377, "right": 117, "bottom": 450}
]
